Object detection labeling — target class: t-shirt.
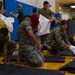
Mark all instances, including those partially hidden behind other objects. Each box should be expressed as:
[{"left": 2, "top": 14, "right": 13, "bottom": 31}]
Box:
[
  {"left": 17, "top": 21, "right": 35, "bottom": 47},
  {"left": 38, "top": 8, "right": 52, "bottom": 19},
  {"left": 30, "top": 13, "right": 39, "bottom": 29},
  {"left": 17, "top": 9, "right": 24, "bottom": 24}
]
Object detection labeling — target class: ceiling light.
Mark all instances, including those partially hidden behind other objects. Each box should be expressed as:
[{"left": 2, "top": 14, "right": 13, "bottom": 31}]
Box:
[{"left": 71, "top": 5, "right": 75, "bottom": 8}]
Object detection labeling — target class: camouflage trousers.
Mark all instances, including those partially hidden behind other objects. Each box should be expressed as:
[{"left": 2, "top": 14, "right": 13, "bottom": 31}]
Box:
[
  {"left": 18, "top": 47, "right": 44, "bottom": 67},
  {"left": 39, "top": 34, "right": 49, "bottom": 45},
  {"left": 47, "top": 45, "right": 65, "bottom": 55},
  {"left": 0, "top": 41, "right": 16, "bottom": 56}
]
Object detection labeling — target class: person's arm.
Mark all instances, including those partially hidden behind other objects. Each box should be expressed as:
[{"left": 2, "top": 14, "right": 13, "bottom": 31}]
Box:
[
  {"left": 54, "top": 30, "right": 70, "bottom": 49},
  {"left": 3, "top": 44, "right": 8, "bottom": 64},
  {"left": 37, "top": 9, "right": 41, "bottom": 18},
  {"left": 63, "top": 30, "right": 71, "bottom": 45},
  {"left": 10, "top": 11, "right": 19, "bottom": 18},
  {"left": 3, "top": 36, "right": 10, "bottom": 64},
  {"left": 51, "top": 17, "right": 59, "bottom": 23},
  {"left": 49, "top": 10, "right": 53, "bottom": 22},
  {"left": 24, "top": 21, "right": 41, "bottom": 51},
  {"left": 27, "top": 30, "right": 41, "bottom": 51}
]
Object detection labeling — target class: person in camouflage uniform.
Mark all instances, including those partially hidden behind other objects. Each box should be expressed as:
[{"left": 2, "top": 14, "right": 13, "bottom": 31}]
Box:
[
  {"left": 0, "top": 28, "right": 16, "bottom": 64},
  {"left": 47, "top": 20, "right": 71, "bottom": 55},
  {"left": 17, "top": 15, "right": 44, "bottom": 67}
]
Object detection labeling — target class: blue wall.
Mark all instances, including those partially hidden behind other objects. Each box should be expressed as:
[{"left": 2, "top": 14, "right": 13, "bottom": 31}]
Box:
[
  {"left": 54, "top": 13, "right": 60, "bottom": 18},
  {"left": 4, "top": 0, "right": 58, "bottom": 40},
  {"left": 4, "top": 0, "right": 39, "bottom": 40}
]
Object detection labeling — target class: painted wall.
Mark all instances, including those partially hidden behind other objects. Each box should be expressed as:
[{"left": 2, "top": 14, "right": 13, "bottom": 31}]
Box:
[
  {"left": 60, "top": 9, "right": 75, "bottom": 20},
  {"left": 16, "top": 0, "right": 55, "bottom": 12},
  {"left": 4, "top": 0, "right": 55, "bottom": 40},
  {"left": 61, "top": 10, "right": 70, "bottom": 20}
]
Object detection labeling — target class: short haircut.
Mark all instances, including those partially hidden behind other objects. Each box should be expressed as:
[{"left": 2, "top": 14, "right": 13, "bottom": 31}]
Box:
[
  {"left": 60, "top": 20, "right": 68, "bottom": 26},
  {"left": 0, "top": 1, "right": 2, "bottom": 4},
  {"left": 32, "top": 8, "right": 37, "bottom": 13},
  {"left": 0, "top": 28, "right": 8, "bottom": 36},
  {"left": 23, "top": 15, "right": 30, "bottom": 19},
  {"left": 0, "top": 1, "right": 2, "bottom": 5},
  {"left": 43, "top": 1, "right": 49, "bottom": 5},
  {"left": 17, "top": 4, "right": 22, "bottom": 8}
]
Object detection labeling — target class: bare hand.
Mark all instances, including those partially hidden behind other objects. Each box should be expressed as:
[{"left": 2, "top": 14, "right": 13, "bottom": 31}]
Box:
[
  {"left": 66, "top": 45, "right": 71, "bottom": 48},
  {"left": 37, "top": 44, "right": 42, "bottom": 52},
  {"left": 10, "top": 11, "right": 14, "bottom": 15},
  {"left": 4, "top": 61, "right": 11, "bottom": 65}
]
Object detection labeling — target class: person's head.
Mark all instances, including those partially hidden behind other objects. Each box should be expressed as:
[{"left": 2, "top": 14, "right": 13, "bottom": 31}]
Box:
[
  {"left": 60, "top": 20, "right": 68, "bottom": 30},
  {"left": 23, "top": 15, "right": 31, "bottom": 24},
  {"left": 0, "top": 28, "right": 8, "bottom": 39},
  {"left": 43, "top": 1, "right": 50, "bottom": 9},
  {"left": 0, "top": 1, "right": 2, "bottom": 9},
  {"left": 17, "top": 4, "right": 22, "bottom": 9},
  {"left": 32, "top": 8, "right": 37, "bottom": 13}
]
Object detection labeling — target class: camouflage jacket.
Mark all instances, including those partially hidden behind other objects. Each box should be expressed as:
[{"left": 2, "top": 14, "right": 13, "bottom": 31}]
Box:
[
  {"left": 17, "top": 21, "right": 36, "bottom": 50},
  {"left": 47, "top": 26, "right": 70, "bottom": 49}
]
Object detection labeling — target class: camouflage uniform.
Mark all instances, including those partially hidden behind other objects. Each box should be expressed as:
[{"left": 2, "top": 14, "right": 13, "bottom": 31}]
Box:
[
  {"left": 17, "top": 21, "right": 44, "bottom": 66},
  {"left": 47, "top": 26, "right": 70, "bottom": 54},
  {"left": 0, "top": 35, "right": 16, "bottom": 56}
]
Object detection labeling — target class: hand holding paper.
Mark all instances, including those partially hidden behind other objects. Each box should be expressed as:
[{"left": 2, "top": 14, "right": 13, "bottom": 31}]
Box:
[{"left": 69, "top": 45, "right": 75, "bottom": 54}]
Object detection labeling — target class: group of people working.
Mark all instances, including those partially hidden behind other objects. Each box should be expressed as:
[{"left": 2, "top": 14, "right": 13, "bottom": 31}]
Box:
[{"left": 0, "top": 1, "right": 71, "bottom": 67}]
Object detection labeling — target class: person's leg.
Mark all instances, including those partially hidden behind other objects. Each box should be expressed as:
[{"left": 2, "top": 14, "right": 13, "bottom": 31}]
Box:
[
  {"left": 0, "top": 45, "right": 3, "bottom": 55},
  {"left": 44, "top": 34, "right": 48, "bottom": 45},
  {"left": 23, "top": 50, "right": 44, "bottom": 67},
  {"left": 17, "top": 50, "right": 23, "bottom": 64},
  {"left": 47, "top": 45, "right": 59, "bottom": 55},
  {"left": 40, "top": 35, "right": 44, "bottom": 45},
  {"left": 41, "top": 34, "right": 49, "bottom": 51},
  {"left": 7, "top": 41, "right": 16, "bottom": 62}
]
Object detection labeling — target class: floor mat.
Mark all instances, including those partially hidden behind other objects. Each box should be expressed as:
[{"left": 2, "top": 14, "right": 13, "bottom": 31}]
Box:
[
  {"left": 57, "top": 49, "right": 75, "bottom": 56},
  {"left": 0, "top": 64, "right": 64, "bottom": 75},
  {"left": 44, "top": 56, "right": 65, "bottom": 62},
  {"left": 59, "top": 59, "right": 75, "bottom": 73},
  {"left": 3, "top": 56, "right": 65, "bottom": 63},
  {"left": 69, "top": 70, "right": 75, "bottom": 73}
]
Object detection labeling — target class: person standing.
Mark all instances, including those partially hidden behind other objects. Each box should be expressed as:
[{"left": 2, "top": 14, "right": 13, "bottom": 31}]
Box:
[
  {"left": 10, "top": 4, "right": 24, "bottom": 24},
  {"left": 38, "top": 1, "right": 52, "bottom": 46},
  {"left": 30, "top": 8, "right": 39, "bottom": 37}
]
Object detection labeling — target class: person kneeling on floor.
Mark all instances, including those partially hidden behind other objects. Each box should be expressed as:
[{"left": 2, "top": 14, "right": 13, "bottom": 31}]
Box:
[
  {"left": 47, "top": 20, "right": 71, "bottom": 55},
  {"left": 17, "top": 15, "right": 44, "bottom": 67},
  {"left": 0, "top": 28, "right": 16, "bottom": 64}
]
